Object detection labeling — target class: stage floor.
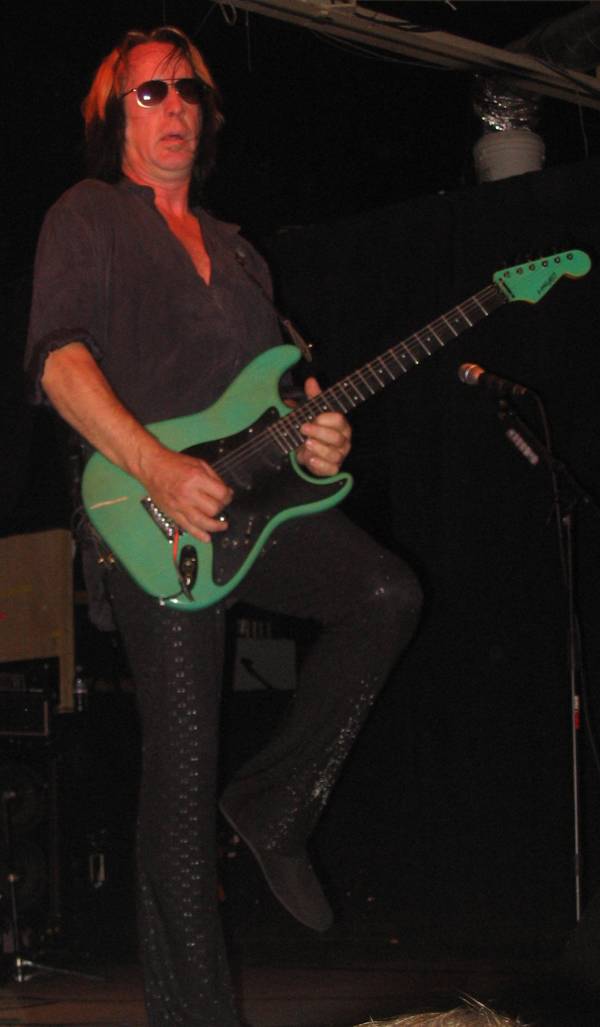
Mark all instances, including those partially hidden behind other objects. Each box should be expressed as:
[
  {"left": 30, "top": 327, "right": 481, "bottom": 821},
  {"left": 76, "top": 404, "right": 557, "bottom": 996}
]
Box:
[{"left": 1, "top": 949, "right": 598, "bottom": 1027}]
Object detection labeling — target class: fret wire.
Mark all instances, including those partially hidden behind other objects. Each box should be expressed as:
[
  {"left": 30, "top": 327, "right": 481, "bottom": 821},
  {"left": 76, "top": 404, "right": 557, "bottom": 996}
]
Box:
[
  {"left": 356, "top": 367, "right": 377, "bottom": 395},
  {"left": 326, "top": 392, "right": 349, "bottom": 414},
  {"left": 465, "top": 295, "right": 496, "bottom": 317},
  {"left": 413, "top": 326, "right": 445, "bottom": 355},
  {"left": 415, "top": 331, "right": 432, "bottom": 356},
  {"left": 346, "top": 374, "right": 367, "bottom": 401},
  {"left": 393, "top": 344, "right": 415, "bottom": 369},
  {"left": 365, "top": 362, "right": 388, "bottom": 389},
  {"left": 440, "top": 314, "right": 459, "bottom": 337},
  {"left": 285, "top": 419, "right": 306, "bottom": 444},
  {"left": 429, "top": 324, "right": 444, "bottom": 345},
  {"left": 343, "top": 381, "right": 360, "bottom": 406},
  {"left": 333, "top": 382, "right": 358, "bottom": 408},
  {"left": 402, "top": 339, "right": 422, "bottom": 362},
  {"left": 415, "top": 333, "right": 435, "bottom": 354},
  {"left": 389, "top": 348, "right": 409, "bottom": 373},
  {"left": 377, "top": 356, "right": 397, "bottom": 381},
  {"left": 270, "top": 421, "right": 301, "bottom": 452},
  {"left": 400, "top": 340, "right": 421, "bottom": 366},
  {"left": 456, "top": 303, "right": 473, "bottom": 327}
]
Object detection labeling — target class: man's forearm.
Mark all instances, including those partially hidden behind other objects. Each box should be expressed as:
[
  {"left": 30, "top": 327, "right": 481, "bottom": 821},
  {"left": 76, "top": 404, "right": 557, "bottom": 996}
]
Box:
[
  {"left": 41, "top": 342, "right": 233, "bottom": 540},
  {"left": 41, "top": 341, "right": 166, "bottom": 484}
]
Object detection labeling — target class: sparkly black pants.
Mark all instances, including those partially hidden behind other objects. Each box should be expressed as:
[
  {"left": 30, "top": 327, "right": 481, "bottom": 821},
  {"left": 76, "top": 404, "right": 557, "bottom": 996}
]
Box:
[{"left": 107, "top": 509, "right": 422, "bottom": 1026}]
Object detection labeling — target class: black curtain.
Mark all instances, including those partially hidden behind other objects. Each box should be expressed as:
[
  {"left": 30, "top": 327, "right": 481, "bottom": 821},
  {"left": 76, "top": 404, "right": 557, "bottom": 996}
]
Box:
[{"left": 262, "top": 156, "right": 600, "bottom": 953}]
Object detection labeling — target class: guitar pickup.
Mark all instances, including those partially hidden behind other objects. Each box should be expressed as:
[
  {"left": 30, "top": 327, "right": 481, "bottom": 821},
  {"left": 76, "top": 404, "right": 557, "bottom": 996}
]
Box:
[{"left": 141, "top": 496, "right": 180, "bottom": 542}]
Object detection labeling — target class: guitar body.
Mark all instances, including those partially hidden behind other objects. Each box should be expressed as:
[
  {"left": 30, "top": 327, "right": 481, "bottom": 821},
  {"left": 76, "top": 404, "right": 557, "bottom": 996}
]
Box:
[{"left": 82, "top": 346, "right": 353, "bottom": 610}]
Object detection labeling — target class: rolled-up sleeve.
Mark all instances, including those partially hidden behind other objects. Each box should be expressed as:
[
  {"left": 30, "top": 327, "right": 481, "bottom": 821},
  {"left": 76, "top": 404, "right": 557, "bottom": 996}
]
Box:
[{"left": 25, "top": 198, "right": 105, "bottom": 404}]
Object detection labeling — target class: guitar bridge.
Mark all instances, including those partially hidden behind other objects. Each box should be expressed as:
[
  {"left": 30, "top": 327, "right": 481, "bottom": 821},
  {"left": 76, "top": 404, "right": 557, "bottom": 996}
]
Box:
[{"left": 141, "top": 496, "right": 180, "bottom": 541}]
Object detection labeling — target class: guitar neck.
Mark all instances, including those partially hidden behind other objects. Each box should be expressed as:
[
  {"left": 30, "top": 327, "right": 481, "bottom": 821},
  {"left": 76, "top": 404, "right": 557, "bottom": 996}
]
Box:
[{"left": 273, "top": 280, "right": 508, "bottom": 454}]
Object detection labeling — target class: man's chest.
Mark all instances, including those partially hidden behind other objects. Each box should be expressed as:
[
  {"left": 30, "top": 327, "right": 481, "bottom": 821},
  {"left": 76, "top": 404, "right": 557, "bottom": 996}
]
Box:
[{"left": 161, "top": 211, "right": 211, "bottom": 284}]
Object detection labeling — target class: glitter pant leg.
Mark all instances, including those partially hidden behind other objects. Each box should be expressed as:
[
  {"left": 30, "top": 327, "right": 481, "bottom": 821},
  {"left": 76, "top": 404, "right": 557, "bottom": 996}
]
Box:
[
  {"left": 107, "top": 570, "right": 240, "bottom": 1027},
  {"left": 222, "top": 509, "right": 423, "bottom": 853}
]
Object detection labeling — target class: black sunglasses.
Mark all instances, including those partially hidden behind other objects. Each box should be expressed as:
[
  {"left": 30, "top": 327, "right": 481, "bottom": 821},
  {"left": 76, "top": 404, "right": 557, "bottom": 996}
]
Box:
[{"left": 120, "top": 78, "right": 209, "bottom": 108}]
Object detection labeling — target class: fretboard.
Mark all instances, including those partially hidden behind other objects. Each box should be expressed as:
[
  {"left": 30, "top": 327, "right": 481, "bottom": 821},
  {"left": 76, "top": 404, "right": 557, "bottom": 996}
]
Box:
[{"left": 269, "top": 281, "right": 507, "bottom": 455}]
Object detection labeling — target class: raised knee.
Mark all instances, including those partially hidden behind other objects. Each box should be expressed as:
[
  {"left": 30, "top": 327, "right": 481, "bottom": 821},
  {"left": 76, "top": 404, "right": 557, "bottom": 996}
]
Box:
[{"left": 367, "top": 560, "right": 423, "bottom": 638}]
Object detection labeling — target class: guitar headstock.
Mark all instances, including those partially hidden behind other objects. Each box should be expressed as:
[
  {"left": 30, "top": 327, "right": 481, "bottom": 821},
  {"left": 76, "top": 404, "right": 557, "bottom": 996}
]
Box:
[{"left": 494, "top": 250, "right": 591, "bottom": 304}]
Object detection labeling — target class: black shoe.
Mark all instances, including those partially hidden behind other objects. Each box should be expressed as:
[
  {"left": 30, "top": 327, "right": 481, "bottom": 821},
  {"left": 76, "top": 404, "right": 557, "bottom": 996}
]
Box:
[{"left": 219, "top": 799, "right": 333, "bottom": 932}]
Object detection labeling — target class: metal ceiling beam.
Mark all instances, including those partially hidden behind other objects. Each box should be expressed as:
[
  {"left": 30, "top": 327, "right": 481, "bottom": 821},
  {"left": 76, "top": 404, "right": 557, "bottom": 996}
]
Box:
[{"left": 212, "top": 0, "right": 600, "bottom": 110}]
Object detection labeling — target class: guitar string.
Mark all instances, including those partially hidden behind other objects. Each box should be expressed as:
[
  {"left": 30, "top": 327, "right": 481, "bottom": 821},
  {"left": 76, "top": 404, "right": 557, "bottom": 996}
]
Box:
[{"left": 209, "top": 284, "right": 505, "bottom": 481}]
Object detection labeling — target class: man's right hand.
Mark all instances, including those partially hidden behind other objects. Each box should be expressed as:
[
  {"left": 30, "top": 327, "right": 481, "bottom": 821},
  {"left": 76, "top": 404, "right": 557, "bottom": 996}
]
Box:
[{"left": 139, "top": 447, "right": 233, "bottom": 543}]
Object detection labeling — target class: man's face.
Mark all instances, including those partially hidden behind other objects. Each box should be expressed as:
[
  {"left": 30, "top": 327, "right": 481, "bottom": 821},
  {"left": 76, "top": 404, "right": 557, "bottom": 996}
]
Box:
[{"left": 121, "top": 42, "right": 202, "bottom": 186}]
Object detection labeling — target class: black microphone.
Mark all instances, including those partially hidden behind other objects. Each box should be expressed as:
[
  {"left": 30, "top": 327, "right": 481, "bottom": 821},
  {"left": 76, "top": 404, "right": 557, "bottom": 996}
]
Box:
[{"left": 458, "top": 363, "right": 529, "bottom": 398}]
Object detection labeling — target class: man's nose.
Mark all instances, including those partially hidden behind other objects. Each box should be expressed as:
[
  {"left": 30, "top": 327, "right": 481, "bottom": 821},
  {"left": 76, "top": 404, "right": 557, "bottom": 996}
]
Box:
[{"left": 164, "top": 83, "right": 184, "bottom": 112}]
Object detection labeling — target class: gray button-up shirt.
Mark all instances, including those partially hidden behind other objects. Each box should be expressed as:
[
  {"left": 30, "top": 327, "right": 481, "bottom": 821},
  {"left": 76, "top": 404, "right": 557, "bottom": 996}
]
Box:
[{"left": 26, "top": 177, "right": 284, "bottom": 424}]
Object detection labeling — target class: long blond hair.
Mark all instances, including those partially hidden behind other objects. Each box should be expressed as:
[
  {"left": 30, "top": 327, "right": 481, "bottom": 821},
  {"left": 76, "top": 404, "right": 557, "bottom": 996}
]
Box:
[{"left": 355, "top": 998, "right": 526, "bottom": 1026}]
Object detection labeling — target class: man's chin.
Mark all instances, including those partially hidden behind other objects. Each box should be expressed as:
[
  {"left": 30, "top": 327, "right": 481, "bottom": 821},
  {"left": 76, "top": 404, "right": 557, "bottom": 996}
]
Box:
[{"left": 156, "top": 150, "right": 197, "bottom": 172}]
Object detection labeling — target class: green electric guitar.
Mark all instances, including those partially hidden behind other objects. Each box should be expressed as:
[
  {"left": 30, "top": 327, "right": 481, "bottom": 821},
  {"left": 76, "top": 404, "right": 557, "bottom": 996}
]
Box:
[{"left": 82, "top": 250, "right": 591, "bottom": 609}]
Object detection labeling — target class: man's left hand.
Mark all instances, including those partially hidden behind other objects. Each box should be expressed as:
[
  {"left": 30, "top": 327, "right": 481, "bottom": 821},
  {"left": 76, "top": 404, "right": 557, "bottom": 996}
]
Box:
[{"left": 296, "top": 377, "right": 352, "bottom": 476}]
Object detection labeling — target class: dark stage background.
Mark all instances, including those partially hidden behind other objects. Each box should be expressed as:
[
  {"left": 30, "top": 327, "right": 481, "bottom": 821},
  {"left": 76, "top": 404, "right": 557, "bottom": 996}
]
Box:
[
  {"left": 3, "top": 0, "right": 600, "bottom": 975},
  {"left": 261, "top": 155, "right": 600, "bottom": 956}
]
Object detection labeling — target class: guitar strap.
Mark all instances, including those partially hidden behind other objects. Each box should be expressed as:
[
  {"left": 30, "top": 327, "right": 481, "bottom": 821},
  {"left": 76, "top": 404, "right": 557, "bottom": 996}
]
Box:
[{"left": 234, "top": 247, "right": 314, "bottom": 363}]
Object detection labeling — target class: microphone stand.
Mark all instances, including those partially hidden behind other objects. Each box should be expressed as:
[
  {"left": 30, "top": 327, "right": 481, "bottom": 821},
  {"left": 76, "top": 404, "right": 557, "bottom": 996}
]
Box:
[{"left": 497, "top": 400, "right": 600, "bottom": 922}]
